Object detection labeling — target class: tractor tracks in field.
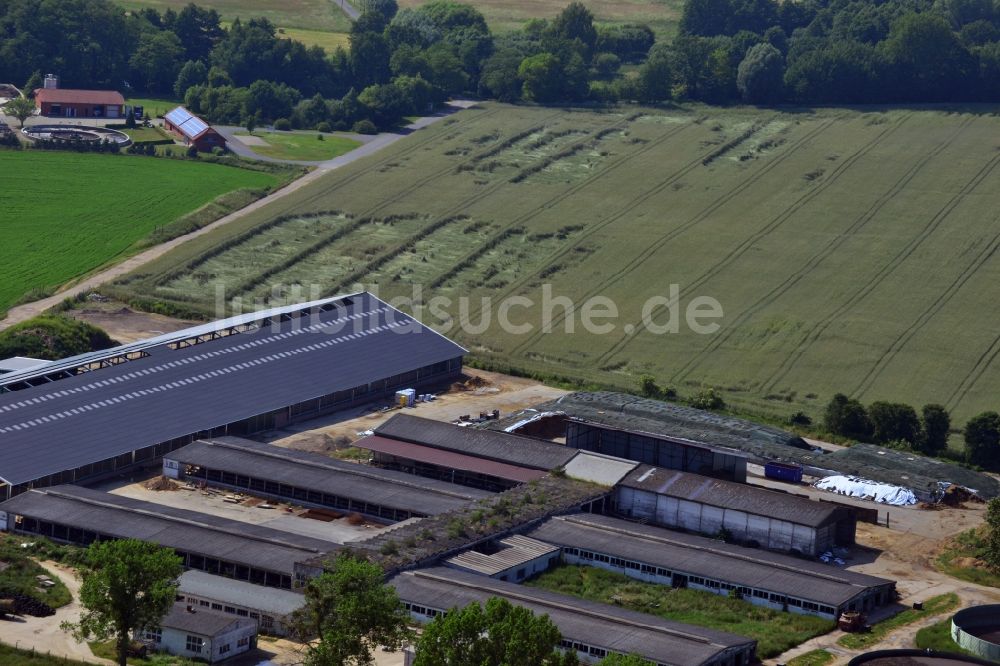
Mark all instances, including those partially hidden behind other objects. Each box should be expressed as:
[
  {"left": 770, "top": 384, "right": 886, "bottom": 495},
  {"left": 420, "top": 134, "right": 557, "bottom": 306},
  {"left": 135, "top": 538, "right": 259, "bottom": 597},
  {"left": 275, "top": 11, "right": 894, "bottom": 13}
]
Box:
[
  {"left": 669, "top": 114, "right": 969, "bottom": 386},
  {"left": 474, "top": 115, "right": 781, "bottom": 348},
  {"left": 760, "top": 124, "right": 1000, "bottom": 397}
]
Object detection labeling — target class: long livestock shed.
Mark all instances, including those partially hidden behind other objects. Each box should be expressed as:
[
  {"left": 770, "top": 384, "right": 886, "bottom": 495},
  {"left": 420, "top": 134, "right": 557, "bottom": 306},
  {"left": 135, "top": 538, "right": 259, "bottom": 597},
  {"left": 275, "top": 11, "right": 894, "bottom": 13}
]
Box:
[
  {"left": 615, "top": 466, "right": 856, "bottom": 556},
  {"left": 0, "top": 485, "right": 337, "bottom": 589},
  {"left": 361, "top": 413, "right": 575, "bottom": 490},
  {"left": 0, "top": 292, "right": 465, "bottom": 499},
  {"left": 163, "top": 436, "right": 491, "bottom": 521},
  {"left": 392, "top": 567, "right": 757, "bottom": 666},
  {"left": 526, "top": 514, "right": 894, "bottom": 619}
]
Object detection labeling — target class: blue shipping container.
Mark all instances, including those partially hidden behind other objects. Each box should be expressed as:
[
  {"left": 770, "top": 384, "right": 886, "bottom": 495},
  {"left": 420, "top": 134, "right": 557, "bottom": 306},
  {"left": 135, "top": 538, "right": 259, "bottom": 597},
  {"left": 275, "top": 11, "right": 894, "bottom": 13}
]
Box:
[{"left": 764, "top": 462, "right": 803, "bottom": 483}]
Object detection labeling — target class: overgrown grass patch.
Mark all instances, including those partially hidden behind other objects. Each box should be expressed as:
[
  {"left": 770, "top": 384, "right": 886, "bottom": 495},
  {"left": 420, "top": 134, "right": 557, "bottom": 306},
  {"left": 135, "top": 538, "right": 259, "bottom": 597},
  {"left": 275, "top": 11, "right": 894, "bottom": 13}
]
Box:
[
  {"left": 236, "top": 131, "right": 362, "bottom": 161},
  {"left": 527, "top": 565, "right": 834, "bottom": 659},
  {"left": 0, "top": 644, "right": 92, "bottom": 666},
  {"left": 837, "top": 593, "right": 960, "bottom": 650},
  {"left": 914, "top": 618, "right": 973, "bottom": 655},
  {"left": 787, "top": 649, "right": 834, "bottom": 666},
  {"left": 90, "top": 641, "right": 204, "bottom": 665},
  {"left": 935, "top": 527, "right": 1000, "bottom": 588},
  {"left": 0, "top": 535, "right": 75, "bottom": 608}
]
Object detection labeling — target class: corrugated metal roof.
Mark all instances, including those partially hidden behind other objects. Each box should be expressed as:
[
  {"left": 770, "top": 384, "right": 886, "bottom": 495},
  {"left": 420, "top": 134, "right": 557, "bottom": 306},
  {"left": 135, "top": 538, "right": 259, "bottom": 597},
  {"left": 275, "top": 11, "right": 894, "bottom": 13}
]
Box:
[
  {"left": 375, "top": 414, "right": 576, "bottom": 470},
  {"left": 35, "top": 89, "right": 124, "bottom": 105},
  {"left": 0, "top": 486, "right": 338, "bottom": 575},
  {"left": 167, "top": 437, "right": 490, "bottom": 515},
  {"left": 160, "top": 602, "right": 247, "bottom": 636},
  {"left": 391, "top": 567, "right": 756, "bottom": 666},
  {"left": 562, "top": 451, "right": 638, "bottom": 486},
  {"left": 444, "top": 535, "right": 558, "bottom": 576},
  {"left": 0, "top": 357, "right": 50, "bottom": 374},
  {"left": 178, "top": 570, "right": 304, "bottom": 617},
  {"left": 0, "top": 292, "right": 466, "bottom": 486},
  {"left": 620, "top": 466, "right": 842, "bottom": 528},
  {"left": 355, "top": 435, "right": 548, "bottom": 483},
  {"left": 526, "top": 514, "right": 893, "bottom": 607}
]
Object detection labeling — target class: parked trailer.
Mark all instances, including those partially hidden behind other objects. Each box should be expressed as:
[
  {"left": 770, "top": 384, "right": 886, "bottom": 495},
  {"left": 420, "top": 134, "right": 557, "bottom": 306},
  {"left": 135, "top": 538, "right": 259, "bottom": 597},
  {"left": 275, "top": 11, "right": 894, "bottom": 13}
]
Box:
[{"left": 764, "top": 462, "right": 804, "bottom": 483}]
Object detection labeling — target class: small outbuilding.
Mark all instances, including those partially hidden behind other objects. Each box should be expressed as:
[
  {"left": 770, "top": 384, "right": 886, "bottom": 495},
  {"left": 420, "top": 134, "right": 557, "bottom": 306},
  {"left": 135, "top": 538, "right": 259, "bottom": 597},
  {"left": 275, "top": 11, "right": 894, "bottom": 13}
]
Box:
[
  {"left": 140, "top": 602, "right": 257, "bottom": 663},
  {"left": 176, "top": 570, "right": 305, "bottom": 637},
  {"left": 444, "top": 535, "right": 559, "bottom": 582},
  {"left": 164, "top": 106, "right": 226, "bottom": 152},
  {"left": 34, "top": 88, "right": 124, "bottom": 118}
]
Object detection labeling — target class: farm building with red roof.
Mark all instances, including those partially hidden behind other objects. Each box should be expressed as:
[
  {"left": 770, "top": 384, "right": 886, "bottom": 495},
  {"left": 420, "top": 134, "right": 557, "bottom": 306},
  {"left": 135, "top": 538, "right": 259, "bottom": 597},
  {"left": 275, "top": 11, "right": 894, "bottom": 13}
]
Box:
[
  {"left": 34, "top": 88, "right": 124, "bottom": 119},
  {"left": 164, "top": 106, "right": 226, "bottom": 152}
]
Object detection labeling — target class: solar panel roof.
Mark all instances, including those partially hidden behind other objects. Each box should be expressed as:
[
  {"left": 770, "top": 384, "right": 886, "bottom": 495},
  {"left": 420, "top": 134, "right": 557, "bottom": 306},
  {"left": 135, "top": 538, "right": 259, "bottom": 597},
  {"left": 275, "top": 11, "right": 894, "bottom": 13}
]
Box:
[
  {"left": 0, "top": 292, "right": 466, "bottom": 486},
  {"left": 166, "top": 106, "right": 210, "bottom": 139}
]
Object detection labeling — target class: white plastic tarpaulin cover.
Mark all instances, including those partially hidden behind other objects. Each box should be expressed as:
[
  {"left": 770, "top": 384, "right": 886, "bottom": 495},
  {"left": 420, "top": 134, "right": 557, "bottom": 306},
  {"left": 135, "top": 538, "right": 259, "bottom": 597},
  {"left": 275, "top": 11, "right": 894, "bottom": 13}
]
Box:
[{"left": 814, "top": 475, "right": 918, "bottom": 505}]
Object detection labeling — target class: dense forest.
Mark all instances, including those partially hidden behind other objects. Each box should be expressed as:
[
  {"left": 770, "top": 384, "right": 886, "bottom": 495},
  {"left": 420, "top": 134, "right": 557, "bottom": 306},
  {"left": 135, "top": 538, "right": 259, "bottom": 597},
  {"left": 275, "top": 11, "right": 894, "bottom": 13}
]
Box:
[{"left": 2, "top": 0, "right": 1000, "bottom": 131}]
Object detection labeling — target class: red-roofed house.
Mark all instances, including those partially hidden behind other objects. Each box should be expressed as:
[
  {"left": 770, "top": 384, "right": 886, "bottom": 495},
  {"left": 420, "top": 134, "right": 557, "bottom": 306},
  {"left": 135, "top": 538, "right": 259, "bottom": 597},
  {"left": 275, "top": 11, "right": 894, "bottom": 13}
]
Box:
[
  {"left": 164, "top": 106, "right": 226, "bottom": 152},
  {"left": 34, "top": 89, "right": 125, "bottom": 119}
]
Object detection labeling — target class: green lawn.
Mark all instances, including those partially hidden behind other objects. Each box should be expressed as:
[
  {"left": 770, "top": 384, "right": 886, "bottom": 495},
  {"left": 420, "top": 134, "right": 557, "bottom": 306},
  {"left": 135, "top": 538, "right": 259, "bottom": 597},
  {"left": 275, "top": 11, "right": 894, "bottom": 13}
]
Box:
[
  {"left": 0, "top": 150, "right": 279, "bottom": 314},
  {"left": 787, "top": 649, "right": 834, "bottom": 666},
  {"left": 914, "top": 618, "right": 974, "bottom": 655},
  {"left": 124, "top": 97, "right": 181, "bottom": 119},
  {"left": 935, "top": 527, "right": 1000, "bottom": 588},
  {"left": 526, "top": 565, "right": 834, "bottom": 659},
  {"left": 838, "top": 593, "right": 960, "bottom": 650},
  {"left": 236, "top": 130, "right": 362, "bottom": 161},
  {"left": 90, "top": 641, "right": 204, "bottom": 665},
  {"left": 117, "top": 0, "right": 352, "bottom": 32},
  {"left": 107, "top": 124, "right": 172, "bottom": 143}
]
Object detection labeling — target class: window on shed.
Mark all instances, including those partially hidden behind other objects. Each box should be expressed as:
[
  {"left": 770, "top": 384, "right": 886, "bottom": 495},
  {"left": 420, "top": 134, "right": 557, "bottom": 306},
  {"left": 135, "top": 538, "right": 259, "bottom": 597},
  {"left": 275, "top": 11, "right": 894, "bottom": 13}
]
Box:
[{"left": 185, "top": 636, "right": 204, "bottom": 653}]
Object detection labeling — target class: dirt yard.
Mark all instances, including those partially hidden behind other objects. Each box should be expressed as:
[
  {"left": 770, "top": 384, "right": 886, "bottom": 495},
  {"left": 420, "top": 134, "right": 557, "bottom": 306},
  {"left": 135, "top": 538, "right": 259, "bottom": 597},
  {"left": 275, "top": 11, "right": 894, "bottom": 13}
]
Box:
[
  {"left": 265, "top": 368, "right": 568, "bottom": 453},
  {"left": 70, "top": 302, "right": 200, "bottom": 345}
]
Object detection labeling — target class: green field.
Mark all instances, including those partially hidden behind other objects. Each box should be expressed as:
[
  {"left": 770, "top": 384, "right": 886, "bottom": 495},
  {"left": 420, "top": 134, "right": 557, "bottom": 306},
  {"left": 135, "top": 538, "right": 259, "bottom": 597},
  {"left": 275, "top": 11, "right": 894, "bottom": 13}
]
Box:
[
  {"left": 111, "top": 102, "right": 1000, "bottom": 425},
  {"left": 117, "top": 0, "right": 352, "bottom": 32},
  {"left": 124, "top": 96, "right": 181, "bottom": 119},
  {"left": 526, "top": 565, "right": 833, "bottom": 658},
  {"left": 399, "top": 0, "right": 681, "bottom": 35},
  {"left": 236, "top": 130, "right": 363, "bottom": 161},
  {"left": 0, "top": 151, "right": 280, "bottom": 314}
]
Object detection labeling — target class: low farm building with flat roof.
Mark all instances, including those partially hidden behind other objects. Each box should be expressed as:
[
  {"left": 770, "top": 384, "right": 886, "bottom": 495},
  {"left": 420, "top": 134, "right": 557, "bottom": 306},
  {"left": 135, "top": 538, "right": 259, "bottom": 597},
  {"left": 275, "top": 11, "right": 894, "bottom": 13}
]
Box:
[
  {"left": 164, "top": 436, "right": 491, "bottom": 522},
  {"left": 526, "top": 513, "right": 894, "bottom": 619},
  {"left": 0, "top": 485, "right": 338, "bottom": 589},
  {"left": 141, "top": 602, "right": 257, "bottom": 663},
  {"left": 177, "top": 570, "right": 304, "bottom": 636},
  {"left": 392, "top": 567, "right": 757, "bottom": 666},
  {"left": 615, "top": 465, "right": 856, "bottom": 556},
  {"left": 0, "top": 293, "right": 465, "bottom": 500},
  {"left": 360, "top": 413, "right": 575, "bottom": 491},
  {"left": 34, "top": 88, "right": 124, "bottom": 118}
]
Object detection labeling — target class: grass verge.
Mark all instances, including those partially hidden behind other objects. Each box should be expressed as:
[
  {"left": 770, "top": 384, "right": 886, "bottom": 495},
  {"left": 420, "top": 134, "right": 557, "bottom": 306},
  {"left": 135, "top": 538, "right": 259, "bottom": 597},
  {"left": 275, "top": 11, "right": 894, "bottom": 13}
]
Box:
[
  {"left": 527, "top": 565, "right": 835, "bottom": 659},
  {"left": 837, "top": 593, "right": 960, "bottom": 650},
  {"left": 90, "top": 641, "right": 203, "bottom": 665},
  {"left": 935, "top": 528, "right": 1000, "bottom": 588},
  {"left": 0, "top": 644, "right": 91, "bottom": 666},
  {"left": 914, "top": 618, "right": 973, "bottom": 655},
  {"left": 788, "top": 649, "right": 834, "bottom": 666}
]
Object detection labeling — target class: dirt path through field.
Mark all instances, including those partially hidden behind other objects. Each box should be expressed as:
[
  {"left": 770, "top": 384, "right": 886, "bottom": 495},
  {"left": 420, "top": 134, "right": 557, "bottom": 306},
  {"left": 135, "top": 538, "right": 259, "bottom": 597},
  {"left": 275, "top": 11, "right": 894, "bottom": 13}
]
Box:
[{"left": 0, "top": 101, "right": 477, "bottom": 333}]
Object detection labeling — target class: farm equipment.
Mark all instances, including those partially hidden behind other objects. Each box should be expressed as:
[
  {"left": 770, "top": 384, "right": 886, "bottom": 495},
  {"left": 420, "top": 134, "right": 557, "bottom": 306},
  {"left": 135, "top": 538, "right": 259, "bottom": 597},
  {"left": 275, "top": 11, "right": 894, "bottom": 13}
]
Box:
[{"left": 838, "top": 610, "right": 867, "bottom": 632}]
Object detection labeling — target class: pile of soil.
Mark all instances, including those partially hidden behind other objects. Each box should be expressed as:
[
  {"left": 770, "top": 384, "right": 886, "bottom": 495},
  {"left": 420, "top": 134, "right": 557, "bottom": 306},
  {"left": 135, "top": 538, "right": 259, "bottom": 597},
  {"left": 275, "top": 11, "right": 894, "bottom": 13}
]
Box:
[
  {"left": 451, "top": 374, "right": 491, "bottom": 392},
  {"left": 144, "top": 475, "right": 179, "bottom": 491}
]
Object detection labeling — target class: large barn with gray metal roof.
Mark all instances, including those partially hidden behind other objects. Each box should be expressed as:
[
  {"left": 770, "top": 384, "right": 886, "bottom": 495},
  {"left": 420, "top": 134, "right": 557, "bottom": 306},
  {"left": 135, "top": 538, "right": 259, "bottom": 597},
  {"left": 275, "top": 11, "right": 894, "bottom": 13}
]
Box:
[
  {"left": 0, "top": 293, "right": 465, "bottom": 499},
  {"left": 392, "top": 567, "right": 757, "bottom": 666}
]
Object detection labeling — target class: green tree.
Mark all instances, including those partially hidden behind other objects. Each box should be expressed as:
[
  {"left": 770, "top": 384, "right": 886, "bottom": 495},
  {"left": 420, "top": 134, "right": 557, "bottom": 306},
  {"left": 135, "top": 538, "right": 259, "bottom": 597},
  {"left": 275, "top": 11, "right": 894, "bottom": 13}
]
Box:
[
  {"left": 552, "top": 2, "right": 598, "bottom": 57},
  {"left": 413, "top": 596, "right": 570, "bottom": 666},
  {"left": 964, "top": 411, "right": 1000, "bottom": 467},
  {"left": 519, "top": 52, "right": 564, "bottom": 102},
  {"left": 598, "top": 655, "right": 656, "bottom": 666},
  {"left": 691, "top": 387, "right": 725, "bottom": 410},
  {"left": 737, "top": 42, "right": 784, "bottom": 102},
  {"left": 637, "top": 44, "right": 673, "bottom": 102},
  {"left": 174, "top": 60, "right": 208, "bottom": 99},
  {"left": 920, "top": 404, "right": 951, "bottom": 455},
  {"left": 823, "top": 393, "right": 872, "bottom": 441},
  {"left": 985, "top": 497, "right": 1000, "bottom": 570},
  {"left": 868, "top": 401, "right": 922, "bottom": 446},
  {"left": 4, "top": 95, "right": 36, "bottom": 128},
  {"left": 129, "top": 31, "right": 185, "bottom": 94},
  {"left": 244, "top": 112, "right": 259, "bottom": 135},
  {"left": 879, "top": 12, "right": 975, "bottom": 101},
  {"left": 293, "top": 554, "right": 411, "bottom": 666},
  {"left": 63, "top": 540, "right": 182, "bottom": 666}
]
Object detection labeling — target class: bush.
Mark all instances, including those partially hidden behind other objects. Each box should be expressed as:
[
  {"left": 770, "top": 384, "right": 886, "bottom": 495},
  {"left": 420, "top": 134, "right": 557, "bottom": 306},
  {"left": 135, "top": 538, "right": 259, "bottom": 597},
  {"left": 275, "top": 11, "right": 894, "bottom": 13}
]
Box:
[
  {"left": 273, "top": 118, "right": 291, "bottom": 131},
  {"left": 691, "top": 388, "right": 725, "bottom": 410},
  {"left": 317, "top": 133, "right": 324, "bottom": 141},
  {"left": 0, "top": 314, "right": 117, "bottom": 360},
  {"left": 352, "top": 119, "right": 377, "bottom": 135},
  {"left": 316, "top": 121, "right": 332, "bottom": 133},
  {"left": 186, "top": 145, "right": 198, "bottom": 158},
  {"left": 211, "top": 146, "right": 225, "bottom": 156},
  {"left": 789, "top": 411, "right": 812, "bottom": 427}
]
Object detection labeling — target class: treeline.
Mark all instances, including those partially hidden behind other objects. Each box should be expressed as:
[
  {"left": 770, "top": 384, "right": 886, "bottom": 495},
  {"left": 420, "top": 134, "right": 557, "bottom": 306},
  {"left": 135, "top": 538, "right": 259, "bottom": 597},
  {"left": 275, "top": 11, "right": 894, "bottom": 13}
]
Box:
[
  {"left": 823, "top": 393, "right": 1000, "bottom": 469},
  {"left": 648, "top": 0, "right": 1000, "bottom": 104}
]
